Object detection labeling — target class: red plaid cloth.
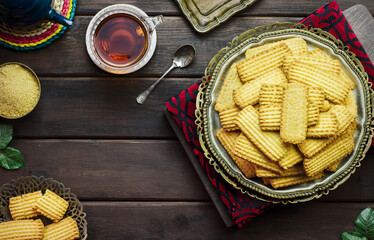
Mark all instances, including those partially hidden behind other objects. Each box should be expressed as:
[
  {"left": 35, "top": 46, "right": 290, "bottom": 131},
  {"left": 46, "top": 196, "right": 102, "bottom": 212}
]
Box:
[{"left": 165, "top": 1, "right": 374, "bottom": 227}]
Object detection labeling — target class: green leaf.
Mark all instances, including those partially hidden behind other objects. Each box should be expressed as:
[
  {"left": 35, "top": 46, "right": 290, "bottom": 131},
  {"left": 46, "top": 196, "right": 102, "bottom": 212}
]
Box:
[
  {"left": 342, "top": 232, "right": 367, "bottom": 240},
  {"left": 355, "top": 208, "right": 374, "bottom": 239},
  {"left": 0, "top": 147, "right": 24, "bottom": 170},
  {"left": 342, "top": 232, "right": 368, "bottom": 240},
  {"left": 0, "top": 124, "right": 13, "bottom": 149}
]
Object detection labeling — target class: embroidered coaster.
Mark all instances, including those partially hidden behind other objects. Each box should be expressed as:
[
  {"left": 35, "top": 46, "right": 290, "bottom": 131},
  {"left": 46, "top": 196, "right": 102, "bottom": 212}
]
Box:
[{"left": 0, "top": 0, "right": 77, "bottom": 51}]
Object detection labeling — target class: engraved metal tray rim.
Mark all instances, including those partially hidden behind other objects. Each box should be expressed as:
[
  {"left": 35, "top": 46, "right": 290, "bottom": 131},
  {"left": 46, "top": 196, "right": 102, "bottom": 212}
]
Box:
[
  {"left": 195, "top": 23, "right": 374, "bottom": 203},
  {"left": 174, "top": 0, "right": 258, "bottom": 33}
]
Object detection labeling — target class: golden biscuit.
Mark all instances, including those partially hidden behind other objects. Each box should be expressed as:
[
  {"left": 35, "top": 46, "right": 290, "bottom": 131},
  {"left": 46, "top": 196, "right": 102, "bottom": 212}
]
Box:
[
  {"left": 259, "top": 104, "right": 282, "bottom": 131},
  {"left": 258, "top": 84, "right": 284, "bottom": 131},
  {"left": 255, "top": 164, "right": 304, "bottom": 178},
  {"left": 280, "top": 83, "right": 309, "bottom": 144},
  {"left": 8, "top": 196, "right": 24, "bottom": 220},
  {"left": 326, "top": 160, "right": 341, "bottom": 172},
  {"left": 309, "top": 48, "right": 330, "bottom": 60},
  {"left": 282, "top": 53, "right": 295, "bottom": 75},
  {"left": 278, "top": 144, "right": 304, "bottom": 170},
  {"left": 293, "top": 55, "right": 340, "bottom": 75},
  {"left": 254, "top": 166, "right": 279, "bottom": 178},
  {"left": 245, "top": 42, "right": 276, "bottom": 59},
  {"left": 304, "top": 134, "right": 354, "bottom": 176},
  {"left": 0, "top": 219, "right": 44, "bottom": 240},
  {"left": 43, "top": 217, "right": 79, "bottom": 240},
  {"left": 246, "top": 38, "right": 307, "bottom": 60},
  {"left": 236, "top": 106, "right": 288, "bottom": 161},
  {"left": 344, "top": 91, "right": 358, "bottom": 118},
  {"left": 269, "top": 172, "right": 324, "bottom": 189},
  {"left": 219, "top": 107, "right": 241, "bottom": 131},
  {"left": 217, "top": 129, "right": 256, "bottom": 178},
  {"left": 308, "top": 87, "right": 325, "bottom": 110},
  {"left": 307, "top": 103, "right": 320, "bottom": 127},
  {"left": 281, "top": 37, "right": 308, "bottom": 56},
  {"left": 259, "top": 84, "right": 284, "bottom": 105},
  {"left": 331, "top": 105, "right": 356, "bottom": 136},
  {"left": 237, "top": 43, "right": 290, "bottom": 82},
  {"left": 307, "top": 112, "right": 338, "bottom": 138},
  {"left": 340, "top": 70, "right": 355, "bottom": 90},
  {"left": 34, "top": 189, "right": 69, "bottom": 222},
  {"left": 307, "top": 86, "right": 325, "bottom": 126},
  {"left": 215, "top": 63, "right": 242, "bottom": 112},
  {"left": 321, "top": 100, "right": 331, "bottom": 112},
  {"left": 9, "top": 191, "right": 42, "bottom": 220},
  {"left": 298, "top": 109, "right": 356, "bottom": 158},
  {"left": 288, "top": 59, "right": 350, "bottom": 104},
  {"left": 233, "top": 133, "right": 284, "bottom": 173},
  {"left": 233, "top": 68, "right": 287, "bottom": 108}
]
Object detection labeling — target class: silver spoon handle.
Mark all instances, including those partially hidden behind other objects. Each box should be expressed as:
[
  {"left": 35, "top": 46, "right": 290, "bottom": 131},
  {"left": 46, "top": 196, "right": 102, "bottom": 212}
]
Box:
[{"left": 136, "top": 64, "right": 176, "bottom": 104}]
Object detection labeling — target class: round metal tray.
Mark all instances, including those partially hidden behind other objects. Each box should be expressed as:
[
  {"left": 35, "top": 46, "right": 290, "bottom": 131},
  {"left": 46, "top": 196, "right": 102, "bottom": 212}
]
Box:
[{"left": 195, "top": 23, "right": 374, "bottom": 204}]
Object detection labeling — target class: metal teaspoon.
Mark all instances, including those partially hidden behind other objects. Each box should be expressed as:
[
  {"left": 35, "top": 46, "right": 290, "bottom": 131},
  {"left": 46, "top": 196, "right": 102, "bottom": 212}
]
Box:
[{"left": 136, "top": 45, "right": 195, "bottom": 104}]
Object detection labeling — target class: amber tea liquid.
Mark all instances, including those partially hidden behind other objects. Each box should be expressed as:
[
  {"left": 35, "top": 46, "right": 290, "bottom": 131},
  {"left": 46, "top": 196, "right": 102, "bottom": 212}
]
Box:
[{"left": 94, "top": 13, "right": 148, "bottom": 67}]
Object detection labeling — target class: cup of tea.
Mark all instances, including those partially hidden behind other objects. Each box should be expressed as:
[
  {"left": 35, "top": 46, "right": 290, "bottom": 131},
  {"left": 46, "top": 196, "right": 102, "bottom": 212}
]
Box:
[{"left": 85, "top": 4, "right": 164, "bottom": 74}]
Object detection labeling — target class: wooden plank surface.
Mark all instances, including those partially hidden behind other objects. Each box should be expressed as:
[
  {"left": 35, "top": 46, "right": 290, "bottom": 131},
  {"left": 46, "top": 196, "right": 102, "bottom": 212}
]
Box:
[
  {"left": 0, "top": 140, "right": 373, "bottom": 201},
  {"left": 75, "top": 0, "right": 374, "bottom": 17},
  {"left": 164, "top": 108, "right": 235, "bottom": 227},
  {"left": 83, "top": 201, "right": 370, "bottom": 239},
  {"left": 0, "top": 140, "right": 208, "bottom": 200},
  {"left": 0, "top": 16, "right": 297, "bottom": 77},
  {"left": 2, "top": 77, "right": 196, "bottom": 138},
  {"left": 1, "top": 1, "right": 374, "bottom": 239}
]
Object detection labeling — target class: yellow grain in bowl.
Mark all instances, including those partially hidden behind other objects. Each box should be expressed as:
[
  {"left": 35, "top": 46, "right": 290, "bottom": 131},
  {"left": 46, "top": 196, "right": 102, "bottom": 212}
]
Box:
[{"left": 0, "top": 63, "right": 41, "bottom": 119}]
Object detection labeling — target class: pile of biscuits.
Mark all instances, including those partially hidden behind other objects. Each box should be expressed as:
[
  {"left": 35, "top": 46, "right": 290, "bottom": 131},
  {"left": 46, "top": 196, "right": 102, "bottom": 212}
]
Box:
[
  {"left": 0, "top": 189, "right": 79, "bottom": 240},
  {"left": 215, "top": 37, "right": 357, "bottom": 189}
]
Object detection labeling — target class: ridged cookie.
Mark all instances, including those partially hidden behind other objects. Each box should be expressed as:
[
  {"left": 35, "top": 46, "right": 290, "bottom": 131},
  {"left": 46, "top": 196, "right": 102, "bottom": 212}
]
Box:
[
  {"left": 217, "top": 129, "right": 256, "bottom": 178},
  {"left": 215, "top": 63, "right": 242, "bottom": 112},
  {"left": 280, "top": 83, "right": 309, "bottom": 144},
  {"left": 236, "top": 106, "right": 288, "bottom": 161},
  {"left": 237, "top": 43, "right": 290, "bottom": 82}
]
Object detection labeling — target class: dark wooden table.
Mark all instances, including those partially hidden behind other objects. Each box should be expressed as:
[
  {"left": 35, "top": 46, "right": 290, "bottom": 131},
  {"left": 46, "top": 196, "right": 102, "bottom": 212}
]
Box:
[{"left": 1, "top": 1, "right": 374, "bottom": 239}]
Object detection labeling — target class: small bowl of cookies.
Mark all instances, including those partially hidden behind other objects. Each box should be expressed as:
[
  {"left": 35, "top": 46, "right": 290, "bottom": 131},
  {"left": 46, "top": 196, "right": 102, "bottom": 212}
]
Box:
[
  {"left": 0, "top": 176, "right": 87, "bottom": 240},
  {"left": 195, "top": 23, "right": 373, "bottom": 203}
]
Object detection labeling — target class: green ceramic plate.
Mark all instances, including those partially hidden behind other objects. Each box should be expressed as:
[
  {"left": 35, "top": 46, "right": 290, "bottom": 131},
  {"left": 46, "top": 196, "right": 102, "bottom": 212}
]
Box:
[
  {"left": 195, "top": 23, "right": 374, "bottom": 203},
  {"left": 174, "top": 0, "right": 258, "bottom": 33}
]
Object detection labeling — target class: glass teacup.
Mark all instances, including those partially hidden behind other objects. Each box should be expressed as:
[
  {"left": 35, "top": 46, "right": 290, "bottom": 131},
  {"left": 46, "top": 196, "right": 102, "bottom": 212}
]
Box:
[{"left": 86, "top": 4, "right": 164, "bottom": 74}]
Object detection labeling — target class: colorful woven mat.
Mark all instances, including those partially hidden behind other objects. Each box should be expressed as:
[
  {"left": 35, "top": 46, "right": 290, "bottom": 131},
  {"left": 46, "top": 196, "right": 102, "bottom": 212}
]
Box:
[
  {"left": 165, "top": 1, "right": 374, "bottom": 228},
  {"left": 0, "top": 0, "right": 77, "bottom": 51}
]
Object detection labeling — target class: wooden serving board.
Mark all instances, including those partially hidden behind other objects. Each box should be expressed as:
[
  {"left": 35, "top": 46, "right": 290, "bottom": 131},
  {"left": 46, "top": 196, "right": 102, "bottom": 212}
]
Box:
[
  {"left": 164, "top": 4, "right": 374, "bottom": 228},
  {"left": 163, "top": 108, "right": 236, "bottom": 227},
  {"left": 343, "top": 4, "right": 374, "bottom": 62}
]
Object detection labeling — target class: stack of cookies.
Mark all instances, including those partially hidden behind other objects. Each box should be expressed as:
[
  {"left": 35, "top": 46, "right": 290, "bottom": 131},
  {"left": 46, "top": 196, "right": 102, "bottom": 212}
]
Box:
[
  {"left": 0, "top": 189, "right": 80, "bottom": 240},
  {"left": 215, "top": 37, "right": 357, "bottom": 189}
]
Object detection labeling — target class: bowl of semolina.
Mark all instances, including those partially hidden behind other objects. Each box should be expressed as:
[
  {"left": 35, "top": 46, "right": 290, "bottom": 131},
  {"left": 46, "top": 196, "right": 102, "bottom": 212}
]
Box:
[{"left": 0, "top": 63, "right": 41, "bottom": 119}]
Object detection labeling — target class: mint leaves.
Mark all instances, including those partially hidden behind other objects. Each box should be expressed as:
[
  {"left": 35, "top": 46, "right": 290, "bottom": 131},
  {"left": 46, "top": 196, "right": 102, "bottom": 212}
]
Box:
[
  {"left": 0, "top": 147, "right": 24, "bottom": 170},
  {"left": 342, "top": 232, "right": 368, "bottom": 240},
  {"left": 0, "top": 125, "right": 24, "bottom": 170},
  {"left": 342, "top": 208, "right": 374, "bottom": 240},
  {"left": 0, "top": 124, "right": 12, "bottom": 149},
  {"left": 355, "top": 208, "right": 374, "bottom": 239}
]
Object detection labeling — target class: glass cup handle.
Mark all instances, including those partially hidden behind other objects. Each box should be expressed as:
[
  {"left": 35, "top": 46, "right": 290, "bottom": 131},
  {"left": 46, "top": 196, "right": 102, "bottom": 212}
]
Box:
[{"left": 146, "top": 15, "right": 164, "bottom": 32}]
